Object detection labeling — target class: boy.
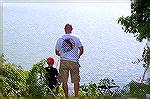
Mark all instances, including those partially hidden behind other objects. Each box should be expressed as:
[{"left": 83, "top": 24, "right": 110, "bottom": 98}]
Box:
[{"left": 45, "top": 57, "right": 59, "bottom": 96}]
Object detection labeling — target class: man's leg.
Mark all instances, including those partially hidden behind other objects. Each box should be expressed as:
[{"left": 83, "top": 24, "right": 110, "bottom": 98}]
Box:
[
  {"left": 62, "top": 82, "right": 68, "bottom": 97},
  {"left": 59, "top": 61, "right": 69, "bottom": 97},
  {"left": 74, "top": 81, "right": 79, "bottom": 96},
  {"left": 70, "top": 61, "right": 80, "bottom": 96}
]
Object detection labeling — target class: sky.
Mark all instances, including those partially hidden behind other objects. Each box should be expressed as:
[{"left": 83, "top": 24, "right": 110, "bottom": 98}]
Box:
[{"left": 2, "top": 0, "right": 130, "bottom": 3}]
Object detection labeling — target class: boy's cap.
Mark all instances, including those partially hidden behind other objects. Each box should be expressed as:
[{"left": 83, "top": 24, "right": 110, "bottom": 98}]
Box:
[{"left": 47, "top": 57, "right": 54, "bottom": 65}]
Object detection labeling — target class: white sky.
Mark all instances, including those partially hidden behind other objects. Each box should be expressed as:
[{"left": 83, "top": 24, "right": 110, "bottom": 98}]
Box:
[{"left": 2, "top": 0, "right": 130, "bottom": 3}]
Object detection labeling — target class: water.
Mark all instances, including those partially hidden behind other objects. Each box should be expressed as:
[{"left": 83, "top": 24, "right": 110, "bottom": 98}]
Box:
[{"left": 3, "top": 3, "right": 146, "bottom": 92}]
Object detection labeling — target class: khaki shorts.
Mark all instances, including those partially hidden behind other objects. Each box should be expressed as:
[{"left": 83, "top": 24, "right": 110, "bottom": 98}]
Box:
[{"left": 58, "top": 61, "right": 80, "bottom": 83}]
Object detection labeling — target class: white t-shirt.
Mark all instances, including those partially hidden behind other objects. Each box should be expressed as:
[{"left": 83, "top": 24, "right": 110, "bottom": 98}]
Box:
[{"left": 55, "top": 33, "right": 83, "bottom": 62}]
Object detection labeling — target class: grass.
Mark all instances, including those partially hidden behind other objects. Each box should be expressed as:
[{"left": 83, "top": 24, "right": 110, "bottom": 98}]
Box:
[{"left": 0, "top": 96, "right": 148, "bottom": 99}]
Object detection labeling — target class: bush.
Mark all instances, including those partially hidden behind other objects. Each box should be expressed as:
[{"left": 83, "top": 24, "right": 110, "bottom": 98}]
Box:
[
  {"left": 127, "top": 80, "right": 150, "bottom": 96},
  {"left": 26, "top": 59, "right": 48, "bottom": 96},
  {"left": 0, "top": 54, "right": 28, "bottom": 96},
  {"left": 0, "top": 54, "right": 49, "bottom": 96}
]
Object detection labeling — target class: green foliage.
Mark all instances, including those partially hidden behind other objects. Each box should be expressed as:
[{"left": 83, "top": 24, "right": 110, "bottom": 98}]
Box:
[
  {"left": 118, "top": 0, "right": 150, "bottom": 85},
  {"left": 98, "top": 78, "right": 116, "bottom": 86},
  {"left": 26, "top": 59, "right": 48, "bottom": 96},
  {"left": 0, "top": 54, "right": 28, "bottom": 96},
  {"left": 0, "top": 54, "right": 50, "bottom": 97},
  {"left": 79, "top": 82, "right": 100, "bottom": 96},
  {"left": 79, "top": 78, "right": 118, "bottom": 96},
  {"left": 127, "top": 80, "right": 150, "bottom": 96},
  {"left": 98, "top": 78, "right": 121, "bottom": 96},
  {"left": 142, "top": 46, "right": 150, "bottom": 68},
  {"left": 1, "top": 53, "right": 150, "bottom": 97},
  {"left": 0, "top": 54, "right": 5, "bottom": 75},
  {"left": 118, "top": 0, "right": 150, "bottom": 42},
  {"left": 0, "top": 54, "right": 64, "bottom": 97}
]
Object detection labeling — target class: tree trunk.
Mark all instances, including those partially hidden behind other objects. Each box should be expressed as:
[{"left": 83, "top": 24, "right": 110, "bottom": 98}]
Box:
[
  {"left": 141, "top": 67, "right": 148, "bottom": 83},
  {"left": 146, "top": 38, "right": 150, "bottom": 83},
  {"left": 141, "top": 38, "right": 150, "bottom": 84},
  {"left": 141, "top": 38, "right": 150, "bottom": 83}
]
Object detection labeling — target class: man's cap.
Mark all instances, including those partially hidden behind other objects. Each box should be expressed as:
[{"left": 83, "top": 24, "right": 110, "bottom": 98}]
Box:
[{"left": 47, "top": 57, "right": 54, "bottom": 65}]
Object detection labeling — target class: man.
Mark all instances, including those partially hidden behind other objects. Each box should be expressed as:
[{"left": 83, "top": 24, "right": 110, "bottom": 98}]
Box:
[
  {"left": 55, "top": 24, "right": 84, "bottom": 97},
  {"left": 45, "top": 57, "right": 59, "bottom": 96}
]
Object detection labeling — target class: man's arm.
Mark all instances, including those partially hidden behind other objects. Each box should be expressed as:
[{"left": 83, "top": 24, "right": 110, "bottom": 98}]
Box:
[
  {"left": 79, "top": 46, "right": 84, "bottom": 57},
  {"left": 55, "top": 68, "right": 59, "bottom": 78},
  {"left": 55, "top": 50, "right": 61, "bottom": 56}
]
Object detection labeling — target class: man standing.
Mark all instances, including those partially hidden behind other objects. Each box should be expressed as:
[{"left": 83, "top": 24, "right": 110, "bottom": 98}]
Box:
[{"left": 55, "top": 24, "right": 84, "bottom": 97}]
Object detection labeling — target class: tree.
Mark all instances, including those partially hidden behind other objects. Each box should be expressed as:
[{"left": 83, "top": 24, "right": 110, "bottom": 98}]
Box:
[{"left": 118, "top": 0, "right": 150, "bottom": 84}]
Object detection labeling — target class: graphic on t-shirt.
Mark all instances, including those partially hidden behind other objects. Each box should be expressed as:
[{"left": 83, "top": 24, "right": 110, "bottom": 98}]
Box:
[{"left": 62, "top": 38, "right": 75, "bottom": 53}]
